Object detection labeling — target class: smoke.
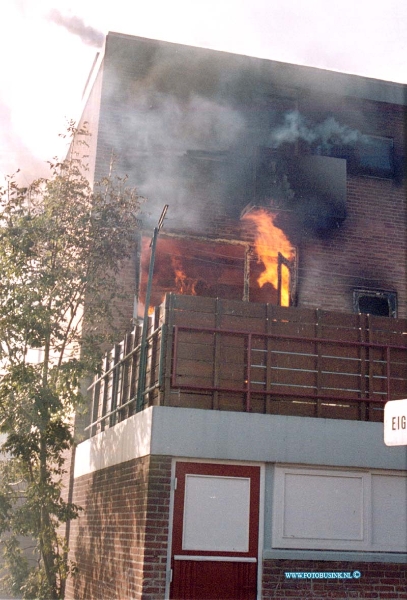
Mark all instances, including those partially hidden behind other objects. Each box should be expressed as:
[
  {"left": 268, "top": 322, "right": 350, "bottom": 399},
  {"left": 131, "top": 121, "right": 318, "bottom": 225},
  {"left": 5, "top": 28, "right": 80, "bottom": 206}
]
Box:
[
  {"left": 0, "top": 99, "right": 50, "bottom": 184},
  {"left": 124, "top": 94, "right": 246, "bottom": 228},
  {"left": 48, "top": 9, "right": 104, "bottom": 48},
  {"left": 126, "top": 94, "right": 245, "bottom": 152},
  {"left": 270, "top": 110, "right": 366, "bottom": 151},
  {"left": 99, "top": 48, "right": 248, "bottom": 229},
  {"left": 95, "top": 41, "right": 370, "bottom": 232}
]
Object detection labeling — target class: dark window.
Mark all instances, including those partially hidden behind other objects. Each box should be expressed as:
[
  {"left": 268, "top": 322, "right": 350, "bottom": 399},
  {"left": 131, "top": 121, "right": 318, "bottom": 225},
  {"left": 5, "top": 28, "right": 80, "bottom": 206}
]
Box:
[
  {"left": 324, "top": 135, "right": 394, "bottom": 179},
  {"left": 353, "top": 289, "right": 397, "bottom": 318}
]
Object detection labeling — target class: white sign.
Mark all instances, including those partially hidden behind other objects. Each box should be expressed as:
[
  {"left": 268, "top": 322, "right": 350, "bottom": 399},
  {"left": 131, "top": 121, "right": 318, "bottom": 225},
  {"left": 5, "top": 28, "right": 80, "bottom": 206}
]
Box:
[{"left": 384, "top": 399, "right": 407, "bottom": 446}]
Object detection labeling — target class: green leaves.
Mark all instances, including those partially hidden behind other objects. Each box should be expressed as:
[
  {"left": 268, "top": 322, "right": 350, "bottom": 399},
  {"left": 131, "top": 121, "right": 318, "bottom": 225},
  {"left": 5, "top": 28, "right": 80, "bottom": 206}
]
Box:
[{"left": 0, "top": 124, "right": 141, "bottom": 598}]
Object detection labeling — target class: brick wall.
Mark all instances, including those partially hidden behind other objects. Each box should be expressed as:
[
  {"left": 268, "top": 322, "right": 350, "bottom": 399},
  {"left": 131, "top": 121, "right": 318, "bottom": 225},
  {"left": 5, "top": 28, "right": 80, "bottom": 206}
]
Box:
[
  {"left": 65, "top": 455, "right": 172, "bottom": 600},
  {"left": 76, "top": 61, "right": 104, "bottom": 187},
  {"left": 262, "top": 559, "right": 407, "bottom": 599},
  {"left": 293, "top": 98, "right": 406, "bottom": 318},
  {"left": 76, "top": 58, "right": 140, "bottom": 340},
  {"left": 298, "top": 174, "right": 407, "bottom": 317},
  {"left": 111, "top": 253, "right": 138, "bottom": 336}
]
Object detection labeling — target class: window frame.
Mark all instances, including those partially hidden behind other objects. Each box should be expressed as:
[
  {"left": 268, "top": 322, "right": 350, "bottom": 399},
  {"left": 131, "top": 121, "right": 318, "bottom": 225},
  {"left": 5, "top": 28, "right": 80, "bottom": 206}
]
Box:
[
  {"left": 353, "top": 288, "right": 397, "bottom": 318},
  {"left": 272, "top": 465, "right": 407, "bottom": 553}
]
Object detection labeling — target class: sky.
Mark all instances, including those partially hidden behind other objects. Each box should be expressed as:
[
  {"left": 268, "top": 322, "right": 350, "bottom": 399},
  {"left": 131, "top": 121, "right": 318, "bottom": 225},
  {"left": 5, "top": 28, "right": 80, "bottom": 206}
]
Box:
[{"left": 1, "top": 0, "right": 406, "bottom": 185}]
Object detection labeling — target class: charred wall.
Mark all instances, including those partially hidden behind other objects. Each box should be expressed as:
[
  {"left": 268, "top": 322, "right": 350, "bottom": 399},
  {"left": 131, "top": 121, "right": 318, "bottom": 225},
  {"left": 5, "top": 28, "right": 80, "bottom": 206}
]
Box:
[{"left": 299, "top": 176, "right": 407, "bottom": 315}]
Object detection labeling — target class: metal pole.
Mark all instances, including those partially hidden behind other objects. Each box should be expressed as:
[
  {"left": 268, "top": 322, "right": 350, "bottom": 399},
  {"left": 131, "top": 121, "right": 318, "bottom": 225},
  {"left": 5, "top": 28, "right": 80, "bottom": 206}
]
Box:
[
  {"left": 243, "top": 245, "right": 251, "bottom": 302},
  {"left": 136, "top": 205, "right": 168, "bottom": 411}
]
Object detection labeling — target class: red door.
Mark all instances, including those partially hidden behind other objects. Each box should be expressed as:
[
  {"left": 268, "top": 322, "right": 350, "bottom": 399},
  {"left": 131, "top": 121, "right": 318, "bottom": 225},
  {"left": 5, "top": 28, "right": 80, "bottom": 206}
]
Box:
[{"left": 170, "top": 462, "right": 260, "bottom": 600}]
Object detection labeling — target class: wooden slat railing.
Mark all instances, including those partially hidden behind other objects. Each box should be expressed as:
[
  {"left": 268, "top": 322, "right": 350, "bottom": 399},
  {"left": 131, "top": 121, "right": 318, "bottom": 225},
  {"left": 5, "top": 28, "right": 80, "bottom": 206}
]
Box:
[{"left": 86, "top": 294, "right": 407, "bottom": 436}]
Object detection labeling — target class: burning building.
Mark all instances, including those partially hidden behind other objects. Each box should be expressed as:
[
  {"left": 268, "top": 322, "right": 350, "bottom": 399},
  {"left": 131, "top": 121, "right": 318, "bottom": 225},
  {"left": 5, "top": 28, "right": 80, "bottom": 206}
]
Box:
[{"left": 66, "top": 33, "right": 407, "bottom": 600}]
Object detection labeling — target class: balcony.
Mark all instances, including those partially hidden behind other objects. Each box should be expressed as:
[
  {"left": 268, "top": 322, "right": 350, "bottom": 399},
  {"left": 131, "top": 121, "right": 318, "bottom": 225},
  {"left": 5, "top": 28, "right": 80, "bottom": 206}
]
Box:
[{"left": 86, "top": 294, "right": 407, "bottom": 437}]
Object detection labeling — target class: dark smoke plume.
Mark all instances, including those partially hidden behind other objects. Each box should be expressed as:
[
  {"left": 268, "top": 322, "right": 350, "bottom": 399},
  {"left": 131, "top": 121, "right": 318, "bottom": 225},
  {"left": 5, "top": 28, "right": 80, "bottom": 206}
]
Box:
[{"left": 48, "top": 9, "right": 104, "bottom": 48}]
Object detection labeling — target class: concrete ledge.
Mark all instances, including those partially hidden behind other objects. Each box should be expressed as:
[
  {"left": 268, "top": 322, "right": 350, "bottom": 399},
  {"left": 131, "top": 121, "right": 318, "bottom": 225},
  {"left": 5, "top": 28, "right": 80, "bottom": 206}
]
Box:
[
  {"left": 151, "top": 406, "right": 407, "bottom": 470},
  {"left": 74, "top": 408, "right": 153, "bottom": 478},
  {"left": 74, "top": 406, "right": 407, "bottom": 477}
]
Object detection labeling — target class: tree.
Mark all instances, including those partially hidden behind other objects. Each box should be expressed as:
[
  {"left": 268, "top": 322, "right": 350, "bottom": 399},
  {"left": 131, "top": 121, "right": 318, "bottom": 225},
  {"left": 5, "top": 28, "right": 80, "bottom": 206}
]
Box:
[{"left": 0, "top": 124, "right": 142, "bottom": 598}]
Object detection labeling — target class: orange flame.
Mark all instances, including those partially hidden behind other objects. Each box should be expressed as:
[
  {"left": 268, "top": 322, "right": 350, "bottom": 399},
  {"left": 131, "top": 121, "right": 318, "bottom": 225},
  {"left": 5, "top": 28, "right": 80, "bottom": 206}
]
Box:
[
  {"left": 242, "top": 208, "right": 294, "bottom": 306},
  {"left": 171, "top": 256, "right": 198, "bottom": 295}
]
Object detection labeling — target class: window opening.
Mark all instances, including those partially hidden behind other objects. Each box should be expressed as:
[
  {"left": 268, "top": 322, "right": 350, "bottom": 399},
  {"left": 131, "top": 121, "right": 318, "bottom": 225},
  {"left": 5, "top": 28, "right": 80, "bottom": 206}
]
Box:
[
  {"left": 321, "top": 135, "right": 394, "bottom": 179},
  {"left": 353, "top": 289, "right": 397, "bottom": 318}
]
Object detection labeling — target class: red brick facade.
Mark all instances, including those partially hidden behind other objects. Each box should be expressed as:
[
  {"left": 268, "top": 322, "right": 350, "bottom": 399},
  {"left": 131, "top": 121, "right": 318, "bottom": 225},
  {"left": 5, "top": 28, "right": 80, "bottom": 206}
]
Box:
[
  {"left": 65, "top": 455, "right": 172, "bottom": 600},
  {"left": 262, "top": 559, "right": 407, "bottom": 599},
  {"left": 298, "top": 174, "right": 407, "bottom": 316}
]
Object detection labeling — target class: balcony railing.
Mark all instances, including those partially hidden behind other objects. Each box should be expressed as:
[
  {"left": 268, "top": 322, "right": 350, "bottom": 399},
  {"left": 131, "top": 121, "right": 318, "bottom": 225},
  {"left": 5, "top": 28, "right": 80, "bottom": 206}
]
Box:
[{"left": 86, "top": 294, "right": 407, "bottom": 437}]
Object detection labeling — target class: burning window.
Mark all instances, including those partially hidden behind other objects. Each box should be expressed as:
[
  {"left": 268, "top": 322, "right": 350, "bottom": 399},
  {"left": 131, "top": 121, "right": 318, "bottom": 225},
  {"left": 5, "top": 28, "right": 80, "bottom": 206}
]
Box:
[
  {"left": 353, "top": 289, "right": 397, "bottom": 318},
  {"left": 137, "top": 211, "right": 297, "bottom": 316},
  {"left": 138, "top": 237, "right": 246, "bottom": 315},
  {"left": 241, "top": 207, "right": 296, "bottom": 307}
]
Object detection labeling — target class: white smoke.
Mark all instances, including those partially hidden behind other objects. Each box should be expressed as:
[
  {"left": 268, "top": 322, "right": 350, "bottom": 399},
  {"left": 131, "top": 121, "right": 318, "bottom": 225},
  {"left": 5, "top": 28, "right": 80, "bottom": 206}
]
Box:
[
  {"left": 126, "top": 94, "right": 245, "bottom": 153},
  {"left": 101, "top": 83, "right": 247, "bottom": 228},
  {"left": 0, "top": 99, "right": 50, "bottom": 183},
  {"left": 270, "top": 110, "right": 366, "bottom": 150},
  {"left": 48, "top": 9, "right": 104, "bottom": 48}
]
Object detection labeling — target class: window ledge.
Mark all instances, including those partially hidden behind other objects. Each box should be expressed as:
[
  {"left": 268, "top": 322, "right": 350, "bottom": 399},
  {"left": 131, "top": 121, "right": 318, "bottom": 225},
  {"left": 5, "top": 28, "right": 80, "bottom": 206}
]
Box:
[{"left": 263, "top": 549, "right": 407, "bottom": 564}]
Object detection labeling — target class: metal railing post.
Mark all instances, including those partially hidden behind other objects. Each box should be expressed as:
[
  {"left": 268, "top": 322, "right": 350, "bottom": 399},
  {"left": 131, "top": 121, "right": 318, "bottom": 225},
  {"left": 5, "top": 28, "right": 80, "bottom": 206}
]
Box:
[{"left": 136, "top": 205, "right": 168, "bottom": 412}]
